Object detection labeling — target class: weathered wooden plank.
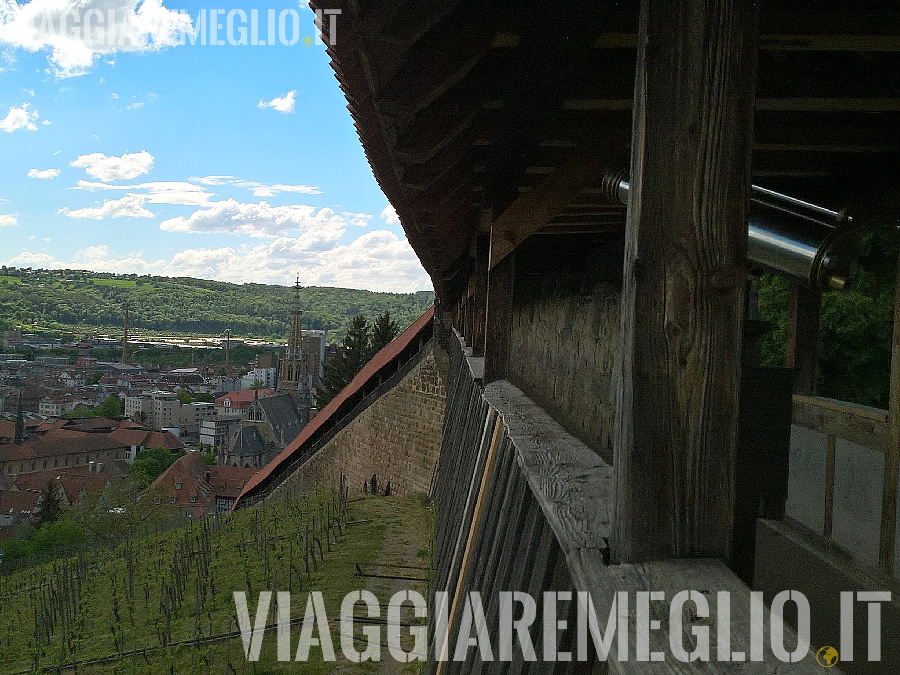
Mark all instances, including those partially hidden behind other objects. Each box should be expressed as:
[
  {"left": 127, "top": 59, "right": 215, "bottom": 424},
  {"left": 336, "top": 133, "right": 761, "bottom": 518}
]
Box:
[
  {"left": 880, "top": 253, "right": 900, "bottom": 574},
  {"left": 439, "top": 415, "right": 503, "bottom": 668},
  {"left": 568, "top": 549, "right": 830, "bottom": 673},
  {"left": 792, "top": 395, "right": 888, "bottom": 452},
  {"left": 612, "top": 0, "right": 757, "bottom": 562},
  {"left": 483, "top": 381, "right": 614, "bottom": 554}
]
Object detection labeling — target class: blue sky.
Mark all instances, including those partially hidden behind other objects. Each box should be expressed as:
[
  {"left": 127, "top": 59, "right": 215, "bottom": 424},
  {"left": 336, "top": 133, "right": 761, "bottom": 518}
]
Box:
[{"left": 0, "top": 0, "right": 431, "bottom": 293}]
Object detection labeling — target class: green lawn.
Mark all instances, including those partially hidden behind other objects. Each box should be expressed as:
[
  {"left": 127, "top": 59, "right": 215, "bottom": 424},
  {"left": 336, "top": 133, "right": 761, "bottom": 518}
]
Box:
[{"left": 90, "top": 278, "right": 138, "bottom": 288}]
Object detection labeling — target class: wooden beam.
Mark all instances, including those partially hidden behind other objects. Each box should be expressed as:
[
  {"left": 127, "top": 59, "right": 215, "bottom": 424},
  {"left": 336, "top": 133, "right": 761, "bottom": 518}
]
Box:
[
  {"left": 792, "top": 395, "right": 889, "bottom": 452},
  {"left": 612, "top": 0, "right": 758, "bottom": 563},
  {"left": 562, "top": 97, "right": 900, "bottom": 112},
  {"left": 488, "top": 152, "right": 614, "bottom": 269},
  {"left": 786, "top": 281, "right": 821, "bottom": 395},
  {"left": 879, "top": 252, "right": 900, "bottom": 574},
  {"left": 595, "top": 32, "right": 900, "bottom": 51},
  {"left": 483, "top": 248, "right": 514, "bottom": 383}
]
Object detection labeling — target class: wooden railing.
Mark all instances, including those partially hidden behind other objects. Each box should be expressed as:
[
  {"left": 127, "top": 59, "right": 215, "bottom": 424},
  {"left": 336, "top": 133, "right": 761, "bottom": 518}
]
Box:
[
  {"left": 428, "top": 324, "right": 823, "bottom": 672},
  {"left": 791, "top": 394, "right": 896, "bottom": 574}
]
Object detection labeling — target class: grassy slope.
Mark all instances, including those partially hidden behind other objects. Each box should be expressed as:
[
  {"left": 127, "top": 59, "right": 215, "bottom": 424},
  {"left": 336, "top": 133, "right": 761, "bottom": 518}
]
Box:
[{"left": 0, "top": 492, "right": 431, "bottom": 673}]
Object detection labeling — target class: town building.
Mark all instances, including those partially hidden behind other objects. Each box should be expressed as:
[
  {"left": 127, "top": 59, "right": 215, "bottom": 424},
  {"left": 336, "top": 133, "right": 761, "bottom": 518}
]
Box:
[
  {"left": 240, "top": 367, "right": 277, "bottom": 390},
  {"left": 246, "top": 394, "right": 304, "bottom": 453},
  {"left": 38, "top": 397, "right": 65, "bottom": 418},
  {"left": 214, "top": 389, "right": 274, "bottom": 414},
  {"left": 150, "top": 451, "right": 257, "bottom": 517},
  {"left": 222, "top": 424, "right": 267, "bottom": 469}
]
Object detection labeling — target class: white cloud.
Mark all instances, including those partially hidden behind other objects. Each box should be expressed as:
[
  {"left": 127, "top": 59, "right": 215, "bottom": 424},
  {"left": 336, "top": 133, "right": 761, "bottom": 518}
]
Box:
[
  {"left": 160, "top": 200, "right": 369, "bottom": 239},
  {"left": 381, "top": 204, "right": 400, "bottom": 225},
  {"left": 27, "top": 167, "right": 60, "bottom": 179},
  {"left": 70, "top": 150, "right": 153, "bottom": 181},
  {"left": 7, "top": 251, "right": 53, "bottom": 266},
  {"left": 73, "top": 179, "right": 214, "bottom": 206},
  {"left": 3, "top": 230, "right": 432, "bottom": 292},
  {"left": 60, "top": 194, "right": 153, "bottom": 219},
  {"left": 41, "top": 119, "right": 51, "bottom": 125},
  {"left": 189, "top": 175, "right": 233, "bottom": 186},
  {"left": 0, "top": 213, "right": 17, "bottom": 227},
  {"left": 258, "top": 90, "right": 296, "bottom": 114},
  {"left": 188, "top": 175, "right": 320, "bottom": 196},
  {"left": 0, "top": 0, "right": 192, "bottom": 78},
  {"left": 0, "top": 102, "right": 39, "bottom": 132},
  {"left": 236, "top": 182, "right": 321, "bottom": 197}
]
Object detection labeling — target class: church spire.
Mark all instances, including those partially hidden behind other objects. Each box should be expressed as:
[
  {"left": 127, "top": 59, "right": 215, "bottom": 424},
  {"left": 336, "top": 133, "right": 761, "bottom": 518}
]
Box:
[
  {"left": 293, "top": 275, "right": 301, "bottom": 316},
  {"left": 279, "top": 275, "right": 308, "bottom": 420}
]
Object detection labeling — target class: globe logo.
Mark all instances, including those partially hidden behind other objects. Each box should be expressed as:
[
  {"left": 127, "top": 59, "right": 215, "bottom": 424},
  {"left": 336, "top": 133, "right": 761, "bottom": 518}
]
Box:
[{"left": 816, "top": 646, "right": 839, "bottom": 667}]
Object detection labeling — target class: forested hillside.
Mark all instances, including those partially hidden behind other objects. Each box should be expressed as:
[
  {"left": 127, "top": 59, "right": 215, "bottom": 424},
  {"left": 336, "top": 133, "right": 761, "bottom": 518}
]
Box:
[{"left": 0, "top": 267, "right": 434, "bottom": 340}]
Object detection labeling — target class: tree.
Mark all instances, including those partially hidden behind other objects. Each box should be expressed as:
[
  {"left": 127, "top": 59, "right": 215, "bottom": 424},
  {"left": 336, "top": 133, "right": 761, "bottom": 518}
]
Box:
[
  {"left": 129, "top": 447, "right": 179, "bottom": 482},
  {"left": 200, "top": 445, "right": 217, "bottom": 465},
  {"left": 176, "top": 388, "right": 193, "bottom": 404},
  {"left": 371, "top": 311, "right": 400, "bottom": 354},
  {"left": 95, "top": 395, "right": 123, "bottom": 418},
  {"left": 317, "top": 315, "right": 372, "bottom": 406},
  {"left": 69, "top": 475, "right": 168, "bottom": 540},
  {"left": 756, "top": 224, "right": 898, "bottom": 408},
  {"left": 31, "top": 520, "right": 86, "bottom": 557},
  {"left": 34, "top": 480, "right": 62, "bottom": 528}
]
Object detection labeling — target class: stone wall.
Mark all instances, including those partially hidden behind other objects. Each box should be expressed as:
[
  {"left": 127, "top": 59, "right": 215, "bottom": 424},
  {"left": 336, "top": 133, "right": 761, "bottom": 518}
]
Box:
[
  {"left": 508, "top": 235, "right": 623, "bottom": 461},
  {"left": 272, "top": 345, "right": 447, "bottom": 498}
]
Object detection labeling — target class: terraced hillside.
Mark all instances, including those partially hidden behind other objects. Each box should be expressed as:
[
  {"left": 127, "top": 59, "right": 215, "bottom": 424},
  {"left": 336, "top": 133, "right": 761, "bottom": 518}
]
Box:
[{"left": 0, "top": 488, "right": 431, "bottom": 673}]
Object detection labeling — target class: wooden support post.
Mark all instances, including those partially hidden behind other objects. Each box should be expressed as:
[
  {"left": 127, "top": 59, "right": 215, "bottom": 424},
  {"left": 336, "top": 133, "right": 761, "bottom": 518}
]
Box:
[
  {"left": 824, "top": 435, "right": 836, "bottom": 539},
  {"left": 879, "top": 252, "right": 900, "bottom": 574},
  {"left": 786, "top": 281, "right": 822, "bottom": 395},
  {"left": 484, "top": 239, "right": 515, "bottom": 383},
  {"left": 612, "top": 0, "right": 758, "bottom": 563},
  {"left": 472, "top": 235, "right": 490, "bottom": 358}
]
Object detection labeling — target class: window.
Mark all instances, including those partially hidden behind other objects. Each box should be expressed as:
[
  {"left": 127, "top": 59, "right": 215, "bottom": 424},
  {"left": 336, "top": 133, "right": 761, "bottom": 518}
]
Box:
[
  {"left": 154, "top": 498, "right": 161, "bottom": 505},
  {"left": 175, "top": 483, "right": 182, "bottom": 490},
  {"left": 170, "top": 496, "right": 176, "bottom": 504},
  {"left": 190, "top": 496, "right": 197, "bottom": 504}
]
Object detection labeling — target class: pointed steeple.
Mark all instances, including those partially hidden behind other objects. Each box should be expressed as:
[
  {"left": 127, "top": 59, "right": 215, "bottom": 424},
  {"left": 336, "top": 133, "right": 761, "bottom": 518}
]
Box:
[{"left": 279, "top": 275, "right": 307, "bottom": 408}]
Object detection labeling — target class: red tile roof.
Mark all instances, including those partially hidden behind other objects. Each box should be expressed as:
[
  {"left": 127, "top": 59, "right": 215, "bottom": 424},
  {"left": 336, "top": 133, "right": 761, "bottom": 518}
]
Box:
[
  {"left": 107, "top": 427, "right": 183, "bottom": 451},
  {"left": 150, "top": 452, "right": 257, "bottom": 514},
  {"left": 10, "top": 468, "right": 113, "bottom": 504},
  {"left": 234, "top": 306, "right": 434, "bottom": 507},
  {"left": 216, "top": 389, "right": 275, "bottom": 406}
]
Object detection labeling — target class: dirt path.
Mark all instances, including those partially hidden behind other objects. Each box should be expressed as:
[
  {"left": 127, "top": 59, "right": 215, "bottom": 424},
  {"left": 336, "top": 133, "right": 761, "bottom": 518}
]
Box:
[{"left": 362, "top": 494, "right": 431, "bottom": 674}]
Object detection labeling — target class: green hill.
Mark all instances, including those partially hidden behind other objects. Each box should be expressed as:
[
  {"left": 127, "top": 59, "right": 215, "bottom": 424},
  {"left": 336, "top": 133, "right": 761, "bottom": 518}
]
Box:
[{"left": 0, "top": 267, "right": 434, "bottom": 341}]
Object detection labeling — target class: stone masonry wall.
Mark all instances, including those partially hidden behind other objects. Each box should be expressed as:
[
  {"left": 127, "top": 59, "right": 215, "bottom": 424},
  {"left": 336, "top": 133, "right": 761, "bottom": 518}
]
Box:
[
  {"left": 272, "top": 344, "right": 446, "bottom": 498},
  {"left": 508, "top": 235, "right": 623, "bottom": 461}
]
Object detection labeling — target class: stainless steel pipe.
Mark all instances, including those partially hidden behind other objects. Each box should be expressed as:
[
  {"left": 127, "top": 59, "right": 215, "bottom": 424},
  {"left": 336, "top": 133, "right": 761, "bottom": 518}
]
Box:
[{"left": 601, "top": 171, "right": 858, "bottom": 290}]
